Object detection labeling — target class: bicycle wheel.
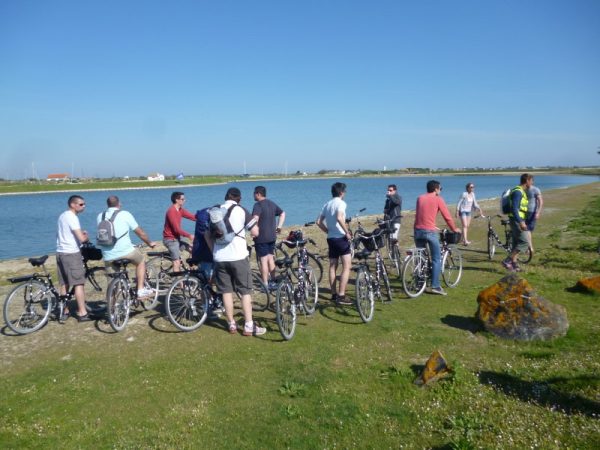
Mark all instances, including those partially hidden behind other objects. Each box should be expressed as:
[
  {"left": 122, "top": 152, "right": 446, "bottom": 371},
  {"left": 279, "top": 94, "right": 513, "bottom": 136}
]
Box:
[
  {"left": 301, "top": 265, "right": 319, "bottom": 315},
  {"left": 276, "top": 281, "right": 296, "bottom": 340},
  {"left": 388, "top": 242, "right": 401, "bottom": 276},
  {"left": 290, "top": 251, "right": 323, "bottom": 284},
  {"left": 487, "top": 232, "right": 496, "bottom": 260},
  {"left": 146, "top": 257, "right": 173, "bottom": 309},
  {"left": 517, "top": 247, "right": 533, "bottom": 264},
  {"left": 166, "top": 276, "right": 209, "bottom": 332},
  {"left": 3, "top": 280, "right": 53, "bottom": 334},
  {"left": 355, "top": 268, "right": 374, "bottom": 323},
  {"left": 251, "top": 271, "right": 271, "bottom": 312},
  {"left": 106, "top": 278, "right": 131, "bottom": 332},
  {"left": 381, "top": 262, "right": 393, "bottom": 302},
  {"left": 402, "top": 253, "right": 427, "bottom": 298},
  {"left": 442, "top": 247, "right": 463, "bottom": 288}
]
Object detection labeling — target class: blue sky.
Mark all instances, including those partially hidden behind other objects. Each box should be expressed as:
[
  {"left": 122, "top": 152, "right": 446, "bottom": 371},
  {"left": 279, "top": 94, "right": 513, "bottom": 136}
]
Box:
[{"left": 1, "top": 0, "right": 599, "bottom": 179}]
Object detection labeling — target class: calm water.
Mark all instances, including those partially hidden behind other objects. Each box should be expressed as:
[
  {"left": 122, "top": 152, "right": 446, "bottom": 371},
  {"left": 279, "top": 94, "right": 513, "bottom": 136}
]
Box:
[{"left": 0, "top": 174, "right": 596, "bottom": 260}]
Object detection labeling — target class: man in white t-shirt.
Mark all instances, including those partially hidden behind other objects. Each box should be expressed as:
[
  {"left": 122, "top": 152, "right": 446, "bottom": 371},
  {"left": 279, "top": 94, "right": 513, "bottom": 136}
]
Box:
[
  {"left": 97, "top": 195, "right": 158, "bottom": 300},
  {"left": 316, "top": 182, "right": 353, "bottom": 305},
  {"left": 56, "top": 195, "right": 91, "bottom": 321},
  {"left": 206, "top": 187, "right": 265, "bottom": 336}
]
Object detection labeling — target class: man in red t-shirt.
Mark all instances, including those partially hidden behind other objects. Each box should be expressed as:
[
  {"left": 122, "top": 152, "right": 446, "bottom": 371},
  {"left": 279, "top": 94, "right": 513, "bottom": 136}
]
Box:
[
  {"left": 163, "top": 191, "right": 196, "bottom": 272},
  {"left": 414, "top": 180, "right": 460, "bottom": 296}
]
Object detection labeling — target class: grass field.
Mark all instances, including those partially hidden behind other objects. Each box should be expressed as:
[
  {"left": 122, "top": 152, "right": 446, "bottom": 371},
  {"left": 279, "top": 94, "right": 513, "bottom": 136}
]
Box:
[{"left": 1, "top": 183, "right": 599, "bottom": 449}]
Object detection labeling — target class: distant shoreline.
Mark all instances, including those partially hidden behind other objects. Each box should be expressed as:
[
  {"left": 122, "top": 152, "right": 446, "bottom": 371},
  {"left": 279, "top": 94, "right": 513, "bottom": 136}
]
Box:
[{"left": 1, "top": 170, "right": 596, "bottom": 197}]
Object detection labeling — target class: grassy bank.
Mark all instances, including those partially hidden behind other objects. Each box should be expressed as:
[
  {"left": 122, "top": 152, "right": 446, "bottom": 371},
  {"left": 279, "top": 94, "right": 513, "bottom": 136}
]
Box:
[{"left": 1, "top": 183, "right": 599, "bottom": 448}]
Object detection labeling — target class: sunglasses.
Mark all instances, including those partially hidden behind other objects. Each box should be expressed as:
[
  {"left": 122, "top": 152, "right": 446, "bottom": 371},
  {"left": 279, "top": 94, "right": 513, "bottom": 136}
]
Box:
[{"left": 78, "top": 203, "right": 86, "bottom": 206}]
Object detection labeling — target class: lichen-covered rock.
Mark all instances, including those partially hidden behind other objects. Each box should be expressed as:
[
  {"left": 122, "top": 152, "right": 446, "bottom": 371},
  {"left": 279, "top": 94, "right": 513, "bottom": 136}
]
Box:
[
  {"left": 476, "top": 274, "right": 568, "bottom": 341},
  {"left": 575, "top": 276, "right": 600, "bottom": 294},
  {"left": 414, "top": 350, "right": 453, "bottom": 386}
]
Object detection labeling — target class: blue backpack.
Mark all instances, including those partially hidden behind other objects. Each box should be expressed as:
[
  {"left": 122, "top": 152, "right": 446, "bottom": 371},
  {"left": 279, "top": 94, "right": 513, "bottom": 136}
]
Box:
[{"left": 191, "top": 207, "right": 214, "bottom": 263}]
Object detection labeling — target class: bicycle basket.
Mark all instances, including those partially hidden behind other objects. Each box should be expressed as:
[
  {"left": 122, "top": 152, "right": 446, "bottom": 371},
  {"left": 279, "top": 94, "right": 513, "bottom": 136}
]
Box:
[
  {"left": 81, "top": 244, "right": 103, "bottom": 261},
  {"left": 284, "top": 230, "right": 303, "bottom": 248},
  {"left": 440, "top": 230, "right": 462, "bottom": 244},
  {"left": 360, "top": 230, "right": 385, "bottom": 252}
]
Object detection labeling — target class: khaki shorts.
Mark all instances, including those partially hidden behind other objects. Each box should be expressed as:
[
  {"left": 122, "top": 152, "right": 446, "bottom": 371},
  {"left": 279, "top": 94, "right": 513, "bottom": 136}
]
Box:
[
  {"left": 105, "top": 248, "right": 144, "bottom": 272},
  {"left": 215, "top": 259, "right": 252, "bottom": 295},
  {"left": 510, "top": 220, "right": 530, "bottom": 253},
  {"left": 56, "top": 252, "right": 86, "bottom": 286}
]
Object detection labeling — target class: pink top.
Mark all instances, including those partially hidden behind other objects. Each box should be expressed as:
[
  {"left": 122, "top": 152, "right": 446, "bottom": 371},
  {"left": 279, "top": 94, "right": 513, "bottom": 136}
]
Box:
[
  {"left": 163, "top": 205, "right": 196, "bottom": 240},
  {"left": 414, "top": 193, "right": 457, "bottom": 232}
]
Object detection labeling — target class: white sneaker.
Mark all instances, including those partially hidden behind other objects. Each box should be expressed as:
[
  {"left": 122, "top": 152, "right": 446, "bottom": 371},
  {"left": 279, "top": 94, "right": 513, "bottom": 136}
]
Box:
[
  {"left": 243, "top": 322, "right": 267, "bottom": 336},
  {"left": 137, "top": 287, "right": 155, "bottom": 299},
  {"left": 429, "top": 287, "right": 448, "bottom": 296}
]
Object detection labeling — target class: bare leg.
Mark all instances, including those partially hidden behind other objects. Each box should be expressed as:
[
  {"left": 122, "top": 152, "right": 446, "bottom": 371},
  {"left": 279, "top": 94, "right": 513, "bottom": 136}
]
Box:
[
  {"left": 172, "top": 259, "right": 181, "bottom": 273},
  {"left": 240, "top": 293, "right": 253, "bottom": 325},
  {"left": 329, "top": 257, "right": 339, "bottom": 295},
  {"left": 223, "top": 292, "right": 235, "bottom": 323},
  {"left": 74, "top": 284, "right": 87, "bottom": 316},
  {"left": 338, "top": 254, "right": 352, "bottom": 296},
  {"left": 136, "top": 261, "right": 146, "bottom": 291},
  {"left": 259, "top": 254, "right": 273, "bottom": 284}
]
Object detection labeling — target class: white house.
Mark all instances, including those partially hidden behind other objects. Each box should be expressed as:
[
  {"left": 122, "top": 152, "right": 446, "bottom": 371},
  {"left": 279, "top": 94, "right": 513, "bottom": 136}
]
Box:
[{"left": 147, "top": 172, "right": 165, "bottom": 181}]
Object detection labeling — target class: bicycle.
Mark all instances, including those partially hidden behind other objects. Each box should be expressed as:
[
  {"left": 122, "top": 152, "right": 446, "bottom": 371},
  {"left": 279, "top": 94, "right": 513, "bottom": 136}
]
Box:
[
  {"left": 376, "top": 215, "right": 402, "bottom": 276},
  {"left": 145, "top": 241, "right": 192, "bottom": 308},
  {"left": 402, "top": 230, "right": 463, "bottom": 298},
  {"left": 273, "top": 233, "right": 319, "bottom": 340},
  {"left": 3, "top": 247, "right": 107, "bottom": 335},
  {"left": 105, "top": 257, "right": 154, "bottom": 332},
  {"left": 254, "top": 222, "right": 324, "bottom": 284},
  {"left": 344, "top": 211, "right": 382, "bottom": 323},
  {"left": 354, "top": 226, "right": 393, "bottom": 303},
  {"left": 165, "top": 267, "right": 224, "bottom": 332},
  {"left": 485, "top": 215, "right": 532, "bottom": 264}
]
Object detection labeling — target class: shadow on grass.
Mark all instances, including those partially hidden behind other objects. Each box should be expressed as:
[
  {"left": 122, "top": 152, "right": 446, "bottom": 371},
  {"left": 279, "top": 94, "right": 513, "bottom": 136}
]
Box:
[
  {"left": 441, "top": 314, "right": 483, "bottom": 333},
  {"left": 478, "top": 371, "right": 600, "bottom": 418}
]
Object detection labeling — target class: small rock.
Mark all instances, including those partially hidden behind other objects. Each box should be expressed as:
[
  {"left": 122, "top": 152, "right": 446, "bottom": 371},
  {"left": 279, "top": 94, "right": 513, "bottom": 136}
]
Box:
[
  {"left": 414, "top": 350, "right": 453, "bottom": 386},
  {"left": 575, "top": 276, "right": 600, "bottom": 294},
  {"left": 476, "top": 274, "right": 568, "bottom": 341}
]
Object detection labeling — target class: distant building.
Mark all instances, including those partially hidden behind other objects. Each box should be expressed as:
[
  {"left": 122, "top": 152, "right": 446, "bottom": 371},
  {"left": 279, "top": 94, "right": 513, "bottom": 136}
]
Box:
[
  {"left": 147, "top": 172, "right": 165, "bottom": 181},
  {"left": 47, "top": 173, "right": 70, "bottom": 182}
]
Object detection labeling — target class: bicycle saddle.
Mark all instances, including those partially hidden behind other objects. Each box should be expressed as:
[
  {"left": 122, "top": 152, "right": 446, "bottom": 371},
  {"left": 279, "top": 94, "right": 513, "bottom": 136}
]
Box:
[
  {"left": 275, "top": 257, "right": 294, "bottom": 268},
  {"left": 501, "top": 219, "right": 510, "bottom": 226},
  {"left": 147, "top": 251, "right": 170, "bottom": 258},
  {"left": 111, "top": 258, "right": 131, "bottom": 267},
  {"left": 354, "top": 249, "right": 371, "bottom": 260},
  {"left": 29, "top": 255, "right": 49, "bottom": 266}
]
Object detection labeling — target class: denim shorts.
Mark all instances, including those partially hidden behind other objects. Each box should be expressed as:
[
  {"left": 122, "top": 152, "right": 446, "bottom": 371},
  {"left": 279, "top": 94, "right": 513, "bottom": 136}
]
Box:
[{"left": 459, "top": 211, "right": 471, "bottom": 218}]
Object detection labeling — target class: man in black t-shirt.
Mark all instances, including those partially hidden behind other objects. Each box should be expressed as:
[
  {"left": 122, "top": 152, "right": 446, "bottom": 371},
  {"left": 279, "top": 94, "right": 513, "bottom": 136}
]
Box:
[
  {"left": 252, "top": 186, "right": 286, "bottom": 288},
  {"left": 383, "top": 184, "right": 402, "bottom": 241}
]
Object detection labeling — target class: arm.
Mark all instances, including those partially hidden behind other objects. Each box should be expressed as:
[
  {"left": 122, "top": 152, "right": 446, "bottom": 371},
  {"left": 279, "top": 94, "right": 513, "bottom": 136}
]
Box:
[
  {"left": 276, "top": 211, "right": 286, "bottom": 233},
  {"left": 181, "top": 208, "right": 196, "bottom": 222},
  {"left": 316, "top": 214, "right": 328, "bottom": 234},
  {"left": 336, "top": 209, "right": 352, "bottom": 240},
  {"left": 134, "top": 226, "right": 157, "bottom": 248},
  {"left": 535, "top": 193, "right": 543, "bottom": 218},
  {"left": 456, "top": 193, "right": 465, "bottom": 216},
  {"left": 473, "top": 194, "right": 483, "bottom": 215},
  {"left": 73, "top": 228, "right": 89, "bottom": 244},
  {"left": 439, "top": 198, "right": 459, "bottom": 232}
]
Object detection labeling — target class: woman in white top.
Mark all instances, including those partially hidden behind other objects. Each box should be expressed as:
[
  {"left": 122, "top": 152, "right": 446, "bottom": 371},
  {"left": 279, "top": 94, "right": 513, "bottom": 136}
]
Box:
[{"left": 456, "top": 182, "right": 483, "bottom": 245}]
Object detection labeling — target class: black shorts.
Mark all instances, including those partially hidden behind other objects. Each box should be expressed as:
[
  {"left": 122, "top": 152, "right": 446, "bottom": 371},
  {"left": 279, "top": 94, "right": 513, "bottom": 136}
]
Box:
[
  {"left": 327, "top": 237, "right": 351, "bottom": 259},
  {"left": 255, "top": 241, "right": 275, "bottom": 258}
]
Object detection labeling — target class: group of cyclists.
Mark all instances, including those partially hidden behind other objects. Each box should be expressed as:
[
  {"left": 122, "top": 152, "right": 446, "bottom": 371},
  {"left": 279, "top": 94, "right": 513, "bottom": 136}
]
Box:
[{"left": 41, "top": 173, "right": 542, "bottom": 334}]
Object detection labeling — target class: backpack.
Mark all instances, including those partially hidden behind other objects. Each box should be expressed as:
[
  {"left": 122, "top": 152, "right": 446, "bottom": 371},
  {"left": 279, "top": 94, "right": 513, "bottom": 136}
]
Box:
[
  {"left": 96, "top": 210, "right": 126, "bottom": 247},
  {"left": 500, "top": 188, "right": 511, "bottom": 214},
  {"left": 208, "top": 204, "right": 245, "bottom": 245}
]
